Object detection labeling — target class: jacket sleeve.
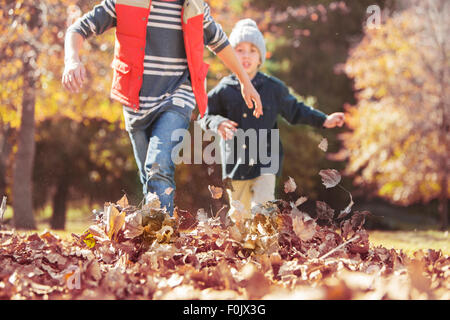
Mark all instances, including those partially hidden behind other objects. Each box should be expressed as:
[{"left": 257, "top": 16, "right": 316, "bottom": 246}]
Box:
[
  {"left": 197, "top": 86, "right": 229, "bottom": 133},
  {"left": 277, "top": 82, "right": 328, "bottom": 128},
  {"left": 203, "top": 2, "right": 230, "bottom": 54},
  {"left": 66, "top": 0, "right": 117, "bottom": 39}
]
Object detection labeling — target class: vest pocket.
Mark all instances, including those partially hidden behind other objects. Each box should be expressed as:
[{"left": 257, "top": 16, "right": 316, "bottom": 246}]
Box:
[{"left": 111, "top": 58, "right": 131, "bottom": 96}]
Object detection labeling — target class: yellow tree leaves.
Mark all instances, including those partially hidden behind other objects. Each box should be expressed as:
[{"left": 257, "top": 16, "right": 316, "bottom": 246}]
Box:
[
  {"left": 343, "top": 2, "right": 449, "bottom": 210},
  {"left": 0, "top": 0, "right": 124, "bottom": 129}
]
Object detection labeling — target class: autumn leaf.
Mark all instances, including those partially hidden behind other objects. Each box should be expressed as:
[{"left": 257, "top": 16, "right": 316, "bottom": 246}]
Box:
[
  {"left": 83, "top": 233, "right": 96, "bottom": 248},
  {"left": 164, "top": 187, "right": 174, "bottom": 195},
  {"left": 284, "top": 176, "right": 297, "bottom": 193},
  {"left": 156, "top": 226, "right": 174, "bottom": 243},
  {"left": 316, "top": 201, "right": 335, "bottom": 223},
  {"left": 208, "top": 185, "right": 223, "bottom": 199},
  {"left": 174, "top": 207, "right": 198, "bottom": 232},
  {"left": 143, "top": 192, "right": 161, "bottom": 210},
  {"left": 319, "top": 169, "right": 341, "bottom": 189},
  {"left": 123, "top": 211, "right": 144, "bottom": 239},
  {"left": 116, "top": 194, "right": 129, "bottom": 209},
  {"left": 340, "top": 220, "right": 353, "bottom": 240},
  {"left": 229, "top": 200, "right": 251, "bottom": 225},
  {"left": 0, "top": 196, "right": 6, "bottom": 222},
  {"left": 104, "top": 204, "right": 126, "bottom": 240},
  {"left": 337, "top": 192, "right": 354, "bottom": 220},
  {"left": 294, "top": 196, "right": 308, "bottom": 207},
  {"left": 350, "top": 211, "right": 371, "bottom": 231},
  {"left": 318, "top": 138, "right": 328, "bottom": 152},
  {"left": 223, "top": 177, "right": 234, "bottom": 192},
  {"left": 292, "top": 215, "right": 317, "bottom": 242}
]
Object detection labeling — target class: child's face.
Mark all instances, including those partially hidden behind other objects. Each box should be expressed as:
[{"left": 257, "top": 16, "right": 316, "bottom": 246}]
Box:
[{"left": 234, "top": 42, "right": 261, "bottom": 78}]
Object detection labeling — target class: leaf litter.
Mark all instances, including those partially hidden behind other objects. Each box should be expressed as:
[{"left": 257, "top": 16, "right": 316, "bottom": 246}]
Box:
[{"left": 0, "top": 176, "right": 448, "bottom": 300}]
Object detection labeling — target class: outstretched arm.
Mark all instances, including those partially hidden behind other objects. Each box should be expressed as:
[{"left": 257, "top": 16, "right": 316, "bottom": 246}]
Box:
[
  {"left": 62, "top": 0, "right": 116, "bottom": 93},
  {"left": 62, "top": 32, "right": 86, "bottom": 93},
  {"left": 202, "top": 2, "right": 263, "bottom": 119}
]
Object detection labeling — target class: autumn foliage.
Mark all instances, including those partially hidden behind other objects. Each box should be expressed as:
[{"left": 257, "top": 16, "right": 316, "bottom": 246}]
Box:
[
  {"left": 342, "top": 0, "right": 449, "bottom": 228},
  {"left": 1, "top": 174, "right": 448, "bottom": 300}
]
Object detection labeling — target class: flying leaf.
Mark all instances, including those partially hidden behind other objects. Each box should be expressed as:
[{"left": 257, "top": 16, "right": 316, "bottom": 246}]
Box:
[
  {"left": 337, "top": 192, "right": 354, "bottom": 220},
  {"left": 229, "top": 200, "right": 251, "bottom": 225},
  {"left": 340, "top": 219, "right": 353, "bottom": 239},
  {"left": 318, "top": 138, "right": 328, "bottom": 152},
  {"left": 197, "top": 208, "right": 208, "bottom": 223},
  {"left": 144, "top": 192, "right": 161, "bottom": 210},
  {"left": 0, "top": 196, "right": 7, "bottom": 222},
  {"left": 208, "top": 185, "right": 223, "bottom": 199},
  {"left": 207, "top": 167, "right": 214, "bottom": 176},
  {"left": 164, "top": 187, "right": 174, "bottom": 195},
  {"left": 316, "top": 201, "right": 335, "bottom": 222},
  {"left": 294, "top": 196, "right": 308, "bottom": 207},
  {"left": 319, "top": 169, "right": 341, "bottom": 189},
  {"left": 223, "top": 177, "right": 234, "bottom": 192},
  {"left": 351, "top": 211, "right": 371, "bottom": 231},
  {"left": 284, "top": 177, "right": 297, "bottom": 193}
]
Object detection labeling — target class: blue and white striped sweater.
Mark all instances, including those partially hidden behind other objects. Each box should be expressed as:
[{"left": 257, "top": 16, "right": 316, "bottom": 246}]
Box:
[{"left": 68, "top": 0, "right": 229, "bottom": 131}]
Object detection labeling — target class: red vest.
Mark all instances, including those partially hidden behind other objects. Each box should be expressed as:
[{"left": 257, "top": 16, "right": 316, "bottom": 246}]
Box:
[{"left": 111, "top": 0, "right": 209, "bottom": 118}]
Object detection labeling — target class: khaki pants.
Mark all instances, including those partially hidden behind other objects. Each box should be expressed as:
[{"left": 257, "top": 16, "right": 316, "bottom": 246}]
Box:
[{"left": 226, "top": 174, "right": 276, "bottom": 216}]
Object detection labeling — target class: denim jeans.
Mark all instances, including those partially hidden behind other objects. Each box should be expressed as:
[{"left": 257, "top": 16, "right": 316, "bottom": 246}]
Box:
[{"left": 128, "top": 110, "right": 190, "bottom": 216}]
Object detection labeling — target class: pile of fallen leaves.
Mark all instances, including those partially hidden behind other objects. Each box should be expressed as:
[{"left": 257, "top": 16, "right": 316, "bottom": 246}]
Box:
[{"left": 0, "top": 189, "right": 448, "bottom": 300}]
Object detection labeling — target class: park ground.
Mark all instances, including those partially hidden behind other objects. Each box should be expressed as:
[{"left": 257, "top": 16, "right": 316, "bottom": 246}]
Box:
[{"left": 2, "top": 205, "right": 449, "bottom": 256}]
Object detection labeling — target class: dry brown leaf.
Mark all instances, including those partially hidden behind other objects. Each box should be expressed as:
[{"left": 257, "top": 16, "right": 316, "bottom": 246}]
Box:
[
  {"left": 116, "top": 194, "right": 129, "bottom": 209},
  {"left": 292, "top": 215, "right": 317, "bottom": 242},
  {"left": 294, "top": 196, "right": 308, "bottom": 207},
  {"left": 284, "top": 177, "right": 297, "bottom": 193},
  {"left": 319, "top": 169, "right": 341, "bottom": 189},
  {"left": 318, "top": 138, "right": 328, "bottom": 152},
  {"left": 208, "top": 185, "right": 223, "bottom": 199}
]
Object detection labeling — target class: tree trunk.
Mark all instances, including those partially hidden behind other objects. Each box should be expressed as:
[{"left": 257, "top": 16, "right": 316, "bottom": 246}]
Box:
[
  {"left": 438, "top": 185, "right": 448, "bottom": 231},
  {"left": 50, "top": 176, "right": 69, "bottom": 230},
  {"left": 0, "top": 124, "right": 12, "bottom": 197},
  {"left": 12, "top": 61, "right": 37, "bottom": 230}
]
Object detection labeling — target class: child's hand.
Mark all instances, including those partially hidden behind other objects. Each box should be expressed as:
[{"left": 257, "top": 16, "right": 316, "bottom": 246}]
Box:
[
  {"left": 323, "top": 112, "right": 345, "bottom": 128},
  {"left": 218, "top": 120, "right": 238, "bottom": 140},
  {"left": 62, "top": 59, "right": 86, "bottom": 93},
  {"left": 241, "top": 81, "right": 263, "bottom": 119}
]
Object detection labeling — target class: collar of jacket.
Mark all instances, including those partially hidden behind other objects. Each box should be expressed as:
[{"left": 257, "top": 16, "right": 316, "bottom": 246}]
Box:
[{"left": 223, "top": 71, "right": 265, "bottom": 89}]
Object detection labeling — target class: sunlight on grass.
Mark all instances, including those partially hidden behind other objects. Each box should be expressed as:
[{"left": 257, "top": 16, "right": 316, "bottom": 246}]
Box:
[{"left": 369, "top": 230, "right": 450, "bottom": 256}]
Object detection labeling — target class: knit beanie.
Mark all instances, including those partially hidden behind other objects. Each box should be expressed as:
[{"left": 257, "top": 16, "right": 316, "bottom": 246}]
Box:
[{"left": 229, "top": 19, "right": 266, "bottom": 65}]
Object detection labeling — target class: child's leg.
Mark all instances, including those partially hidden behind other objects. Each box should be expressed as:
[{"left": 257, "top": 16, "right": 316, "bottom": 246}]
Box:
[
  {"left": 226, "top": 179, "right": 253, "bottom": 217},
  {"left": 140, "top": 110, "right": 190, "bottom": 215},
  {"left": 250, "top": 174, "right": 276, "bottom": 209},
  {"left": 128, "top": 129, "right": 150, "bottom": 196}
]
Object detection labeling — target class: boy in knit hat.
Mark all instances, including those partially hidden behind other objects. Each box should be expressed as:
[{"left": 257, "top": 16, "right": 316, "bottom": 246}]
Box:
[
  {"left": 198, "top": 19, "right": 345, "bottom": 217},
  {"left": 62, "top": 1, "right": 263, "bottom": 216}
]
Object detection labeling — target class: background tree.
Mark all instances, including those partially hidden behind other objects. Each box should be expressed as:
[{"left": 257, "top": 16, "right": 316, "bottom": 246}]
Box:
[
  {"left": 0, "top": 0, "right": 123, "bottom": 229},
  {"left": 342, "top": 0, "right": 449, "bottom": 229},
  {"left": 33, "top": 118, "right": 139, "bottom": 229}
]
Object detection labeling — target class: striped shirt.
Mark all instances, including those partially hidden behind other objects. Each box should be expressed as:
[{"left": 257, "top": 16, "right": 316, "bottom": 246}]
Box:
[{"left": 67, "top": 0, "right": 229, "bottom": 131}]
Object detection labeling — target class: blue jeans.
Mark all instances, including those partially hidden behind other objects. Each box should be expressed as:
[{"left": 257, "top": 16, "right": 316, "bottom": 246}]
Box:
[{"left": 128, "top": 110, "right": 190, "bottom": 216}]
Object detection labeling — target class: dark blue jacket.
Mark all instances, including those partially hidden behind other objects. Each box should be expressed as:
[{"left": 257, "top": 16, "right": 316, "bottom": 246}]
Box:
[{"left": 197, "top": 71, "right": 328, "bottom": 181}]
